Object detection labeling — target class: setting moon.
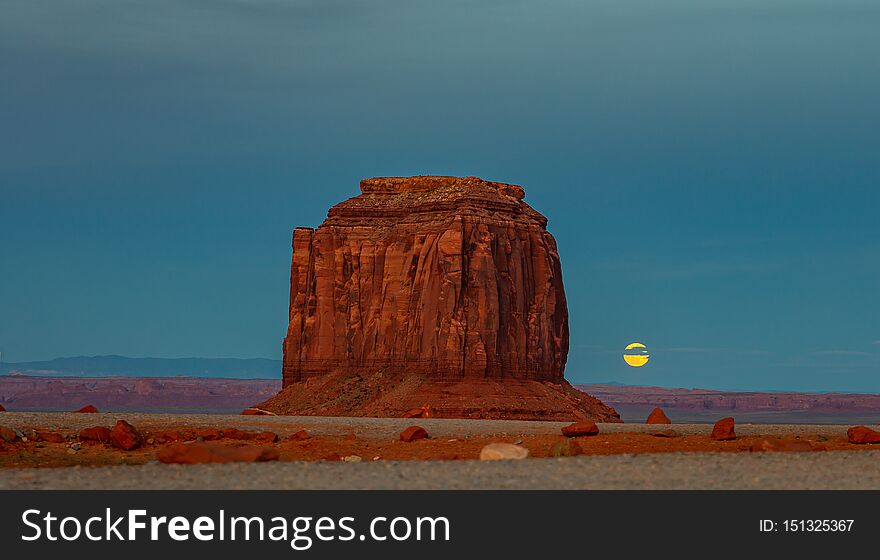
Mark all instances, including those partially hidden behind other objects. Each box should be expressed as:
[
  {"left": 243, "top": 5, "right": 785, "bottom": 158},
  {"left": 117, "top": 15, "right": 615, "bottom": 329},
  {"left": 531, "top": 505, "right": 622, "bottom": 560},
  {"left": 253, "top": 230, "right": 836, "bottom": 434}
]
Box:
[{"left": 623, "top": 342, "right": 650, "bottom": 367}]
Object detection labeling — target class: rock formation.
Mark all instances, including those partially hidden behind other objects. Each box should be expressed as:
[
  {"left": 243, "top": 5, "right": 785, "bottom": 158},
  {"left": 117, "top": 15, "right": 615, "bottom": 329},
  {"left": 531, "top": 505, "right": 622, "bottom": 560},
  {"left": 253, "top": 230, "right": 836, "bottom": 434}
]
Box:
[{"left": 259, "top": 176, "right": 620, "bottom": 422}]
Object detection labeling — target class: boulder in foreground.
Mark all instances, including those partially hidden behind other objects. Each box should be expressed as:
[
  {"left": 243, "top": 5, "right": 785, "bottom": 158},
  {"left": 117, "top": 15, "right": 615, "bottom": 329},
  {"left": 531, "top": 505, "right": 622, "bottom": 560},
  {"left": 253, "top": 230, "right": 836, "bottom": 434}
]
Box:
[
  {"left": 561, "top": 421, "right": 599, "bottom": 437},
  {"left": 110, "top": 420, "right": 144, "bottom": 450},
  {"left": 847, "top": 426, "right": 880, "bottom": 444},
  {"left": 79, "top": 426, "right": 112, "bottom": 442},
  {"left": 711, "top": 417, "right": 736, "bottom": 441},
  {"left": 400, "top": 426, "right": 428, "bottom": 442},
  {"left": 549, "top": 438, "right": 583, "bottom": 457},
  {"left": 480, "top": 443, "right": 530, "bottom": 460}
]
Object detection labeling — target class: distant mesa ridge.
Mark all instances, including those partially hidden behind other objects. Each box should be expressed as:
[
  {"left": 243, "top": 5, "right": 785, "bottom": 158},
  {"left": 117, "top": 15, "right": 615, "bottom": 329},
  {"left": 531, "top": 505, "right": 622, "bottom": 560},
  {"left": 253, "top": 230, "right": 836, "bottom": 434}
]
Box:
[{"left": 0, "top": 356, "right": 281, "bottom": 379}]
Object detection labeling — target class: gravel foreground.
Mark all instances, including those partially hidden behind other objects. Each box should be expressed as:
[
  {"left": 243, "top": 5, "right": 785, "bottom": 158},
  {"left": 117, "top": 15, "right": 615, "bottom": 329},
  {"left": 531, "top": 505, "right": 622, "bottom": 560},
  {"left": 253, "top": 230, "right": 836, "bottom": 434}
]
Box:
[
  {"left": 2, "top": 452, "right": 879, "bottom": 490},
  {"left": 2, "top": 413, "right": 878, "bottom": 490}
]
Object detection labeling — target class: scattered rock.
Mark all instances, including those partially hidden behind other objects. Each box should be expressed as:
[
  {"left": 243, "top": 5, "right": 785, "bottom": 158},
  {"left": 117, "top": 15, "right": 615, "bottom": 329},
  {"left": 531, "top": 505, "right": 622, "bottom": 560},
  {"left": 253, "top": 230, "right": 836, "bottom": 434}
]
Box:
[
  {"left": 220, "top": 428, "right": 252, "bottom": 440},
  {"left": 549, "top": 438, "right": 583, "bottom": 457},
  {"left": 254, "top": 431, "right": 279, "bottom": 443},
  {"left": 342, "top": 455, "right": 363, "bottom": 462},
  {"left": 79, "top": 426, "right": 112, "bottom": 442},
  {"left": 0, "top": 426, "right": 17, "bottom": 443},
  {"left": 480, "top": 442, "right": 530, "bottom": 461},
  {"left": 73, "top": 405, "right": 99, "bottom": 413},
  {"left": 153, "top": 431, "right": 183, "bottom": 444},
  {"left": 648, "top": 430, "right": 677, "bottom": 438},
  {"left": 561, "top": 421, "right": 599, "bottom": 437},
  {"left": 847, "top": 426, "right": 880, "bottom": 444},
  {"left": 646, "top": 408, "right": 672, "bottom": 424},
  {"left": 195, "top": 428, "right": 221, "bottom": 441},
  {"left": 402, "top": 404, "right": 435, "bottom": 419},
  {"left": 35, "top": 430, "right": 66, "bottom": 444},
  {"left": 400, "top": 426, "right": 428, "bottom": 442},
  {"left": 241, "top": 407, "right": 276, "bottom": 416},
  {"left": 750, "top": 438, "right": 814, "bottom": 452},
  {"left": 710, "top": 417, "right": 736, "bottom": 441},
  {"left": 157, "top": 442, "right": 280, "bottom": 464},
  {"left": 288, "top": 430, "right": 310, "bottom": 441},
  {"left": 69, "top": 442, "right": 82, "bottom": 451},
  {"left": 344, "top": 432, "right": 358, "bottom": 441},
  {"left": 110, "top": 420, "right": 144, "bottom": 451}
]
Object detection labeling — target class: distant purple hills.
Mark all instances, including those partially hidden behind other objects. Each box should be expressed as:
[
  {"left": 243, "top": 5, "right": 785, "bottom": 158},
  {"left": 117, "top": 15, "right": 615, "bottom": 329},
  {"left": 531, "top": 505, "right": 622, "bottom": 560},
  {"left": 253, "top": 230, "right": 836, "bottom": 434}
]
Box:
[{"left": 0, "top": 355, "right": 281, "bottom": 379}]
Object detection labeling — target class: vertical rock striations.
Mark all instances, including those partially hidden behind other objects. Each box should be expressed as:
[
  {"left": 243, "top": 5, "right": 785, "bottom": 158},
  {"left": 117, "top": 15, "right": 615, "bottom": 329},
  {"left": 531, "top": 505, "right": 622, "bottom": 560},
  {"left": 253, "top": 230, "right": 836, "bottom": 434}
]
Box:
[{"left": 260, "top": 176, "right": 619, "bottom": 422}]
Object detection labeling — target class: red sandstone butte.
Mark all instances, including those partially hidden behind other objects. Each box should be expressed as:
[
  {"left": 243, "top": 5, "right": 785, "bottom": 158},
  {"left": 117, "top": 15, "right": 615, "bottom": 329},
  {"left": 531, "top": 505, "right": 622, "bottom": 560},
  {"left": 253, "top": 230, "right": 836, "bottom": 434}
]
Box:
[
  {"left": 400, "top": 426, "right": 429, "bottom": 442},
  {"left": 256, "top": 176, "right": 620, "bottom": 422},
  {"left": 110, "top": 420, "right": 144, "bottom": 451},
  {"left": 561, "top": 421, "right": 599, "bottom": 437},
  {"left": 711, "top": 417, "right": 736, "bottom": 441},
  {"left": 73, "top": 404, "right": 99, "bottom": 413},
  {"left": 847, "top": 426, "right": 880, "bottom": 444},
  {"left": 645, "top": 407, "right": 672, "bottom": 424}
]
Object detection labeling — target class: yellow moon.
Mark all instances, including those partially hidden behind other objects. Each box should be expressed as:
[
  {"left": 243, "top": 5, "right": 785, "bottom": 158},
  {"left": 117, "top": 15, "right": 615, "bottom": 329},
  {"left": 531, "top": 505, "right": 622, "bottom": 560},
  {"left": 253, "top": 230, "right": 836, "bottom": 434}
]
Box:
[{"left": 623, "top": 342, "right": 650, "bottom": 367}]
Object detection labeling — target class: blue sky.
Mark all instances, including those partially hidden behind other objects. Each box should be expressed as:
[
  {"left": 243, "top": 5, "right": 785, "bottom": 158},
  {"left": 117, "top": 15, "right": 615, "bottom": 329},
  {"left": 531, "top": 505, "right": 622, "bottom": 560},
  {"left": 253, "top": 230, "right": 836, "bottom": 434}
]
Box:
[{"left": 1, "top": 0, "right": 878, "bottom": 391}]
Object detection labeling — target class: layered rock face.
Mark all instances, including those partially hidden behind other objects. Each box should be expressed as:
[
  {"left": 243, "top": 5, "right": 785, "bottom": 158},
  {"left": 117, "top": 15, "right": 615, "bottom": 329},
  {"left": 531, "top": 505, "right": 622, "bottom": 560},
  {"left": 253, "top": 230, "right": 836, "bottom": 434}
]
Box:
[{"left": 263, "top": 176, "right": 619, "bottom": 421}]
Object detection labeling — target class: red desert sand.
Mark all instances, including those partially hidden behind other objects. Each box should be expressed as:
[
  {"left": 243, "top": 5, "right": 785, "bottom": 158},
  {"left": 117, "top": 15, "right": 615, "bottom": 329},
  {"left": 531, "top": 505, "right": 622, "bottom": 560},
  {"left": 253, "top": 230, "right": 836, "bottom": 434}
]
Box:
[{"left": 2, "top": 417, "right": 880, "bottom": 468}]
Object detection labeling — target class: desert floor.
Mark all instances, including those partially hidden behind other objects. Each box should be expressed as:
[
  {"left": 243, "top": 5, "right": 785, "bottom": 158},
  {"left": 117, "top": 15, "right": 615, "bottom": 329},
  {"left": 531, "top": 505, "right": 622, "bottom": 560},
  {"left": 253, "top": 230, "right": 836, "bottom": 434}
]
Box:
[{"left": 1, "top": 412, "right": 879, "bottom": 489}]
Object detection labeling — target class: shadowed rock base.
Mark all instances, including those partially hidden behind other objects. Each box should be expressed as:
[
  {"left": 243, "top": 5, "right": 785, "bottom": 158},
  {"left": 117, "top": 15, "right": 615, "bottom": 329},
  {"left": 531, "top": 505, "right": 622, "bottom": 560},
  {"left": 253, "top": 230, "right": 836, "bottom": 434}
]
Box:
[{"left": 256, "top": 369, "right": 621, "bottom": 422}]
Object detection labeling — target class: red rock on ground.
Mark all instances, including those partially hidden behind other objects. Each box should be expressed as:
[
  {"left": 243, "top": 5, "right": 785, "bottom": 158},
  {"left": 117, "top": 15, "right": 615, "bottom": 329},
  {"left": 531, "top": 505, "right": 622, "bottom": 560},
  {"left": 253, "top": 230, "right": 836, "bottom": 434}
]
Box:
[
  {"left": 157, "top": 443, "right": 279, "bottom": 464},
  {"left": 402, "top": 404, "right": 435, "bottom": 419},
  {"left": 195, "top": 428, "right": 221, "bottom": 441},
  {"left": 288, "top": 430, "right": 310, "bottom": 441},
  {"left": 79, "top": 426, "right": 112, "bottom": 442},
  {"left": 646, "top": 408, "right": 672, "bottom": 424},
  {"left": 0, "top": 404, "right": 6, "bottom": 412},
  {"left": 847, "top": 426, "right": 880, "bottom": 444},
  {"left": 0, "top": 426, "right": 17, "bottom": 443},
  {"left": 322, "top": 452, "right": 342, "bottom": 461},
  {"left": 561, "top": 421, "right": 599, "bottom": 437},
  {"left": 257, "top": 176, "right": 620, "bottom": 423},
  {"left": 220, "top": 428, "right": 253, "bottom": 440},
  {"left": 550, "top": 438, "right": 583, "bottom": 457},
  {"left": 153, "top": 431, "right": 183, "bottom": 444},
  {"left": 400, "top": 426, "right": 428, "bottom": 442},
  {"left": 255, "top": 431, "right": 279, "bottom": 443},
  {"left": 73, "top": 405, "right": 99, "bottom": 413},
  {"left": 711, "top": 417, "right": 736, "bottom": 441},
  {"left": 35, "top": 430, "right": 66, "bottom": 443},
  {"left": 110, "top": 420, "right": 144, "bottom": 451},
  {"left": 241, "top": 407, "right": 276, "bottom": 416}
]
